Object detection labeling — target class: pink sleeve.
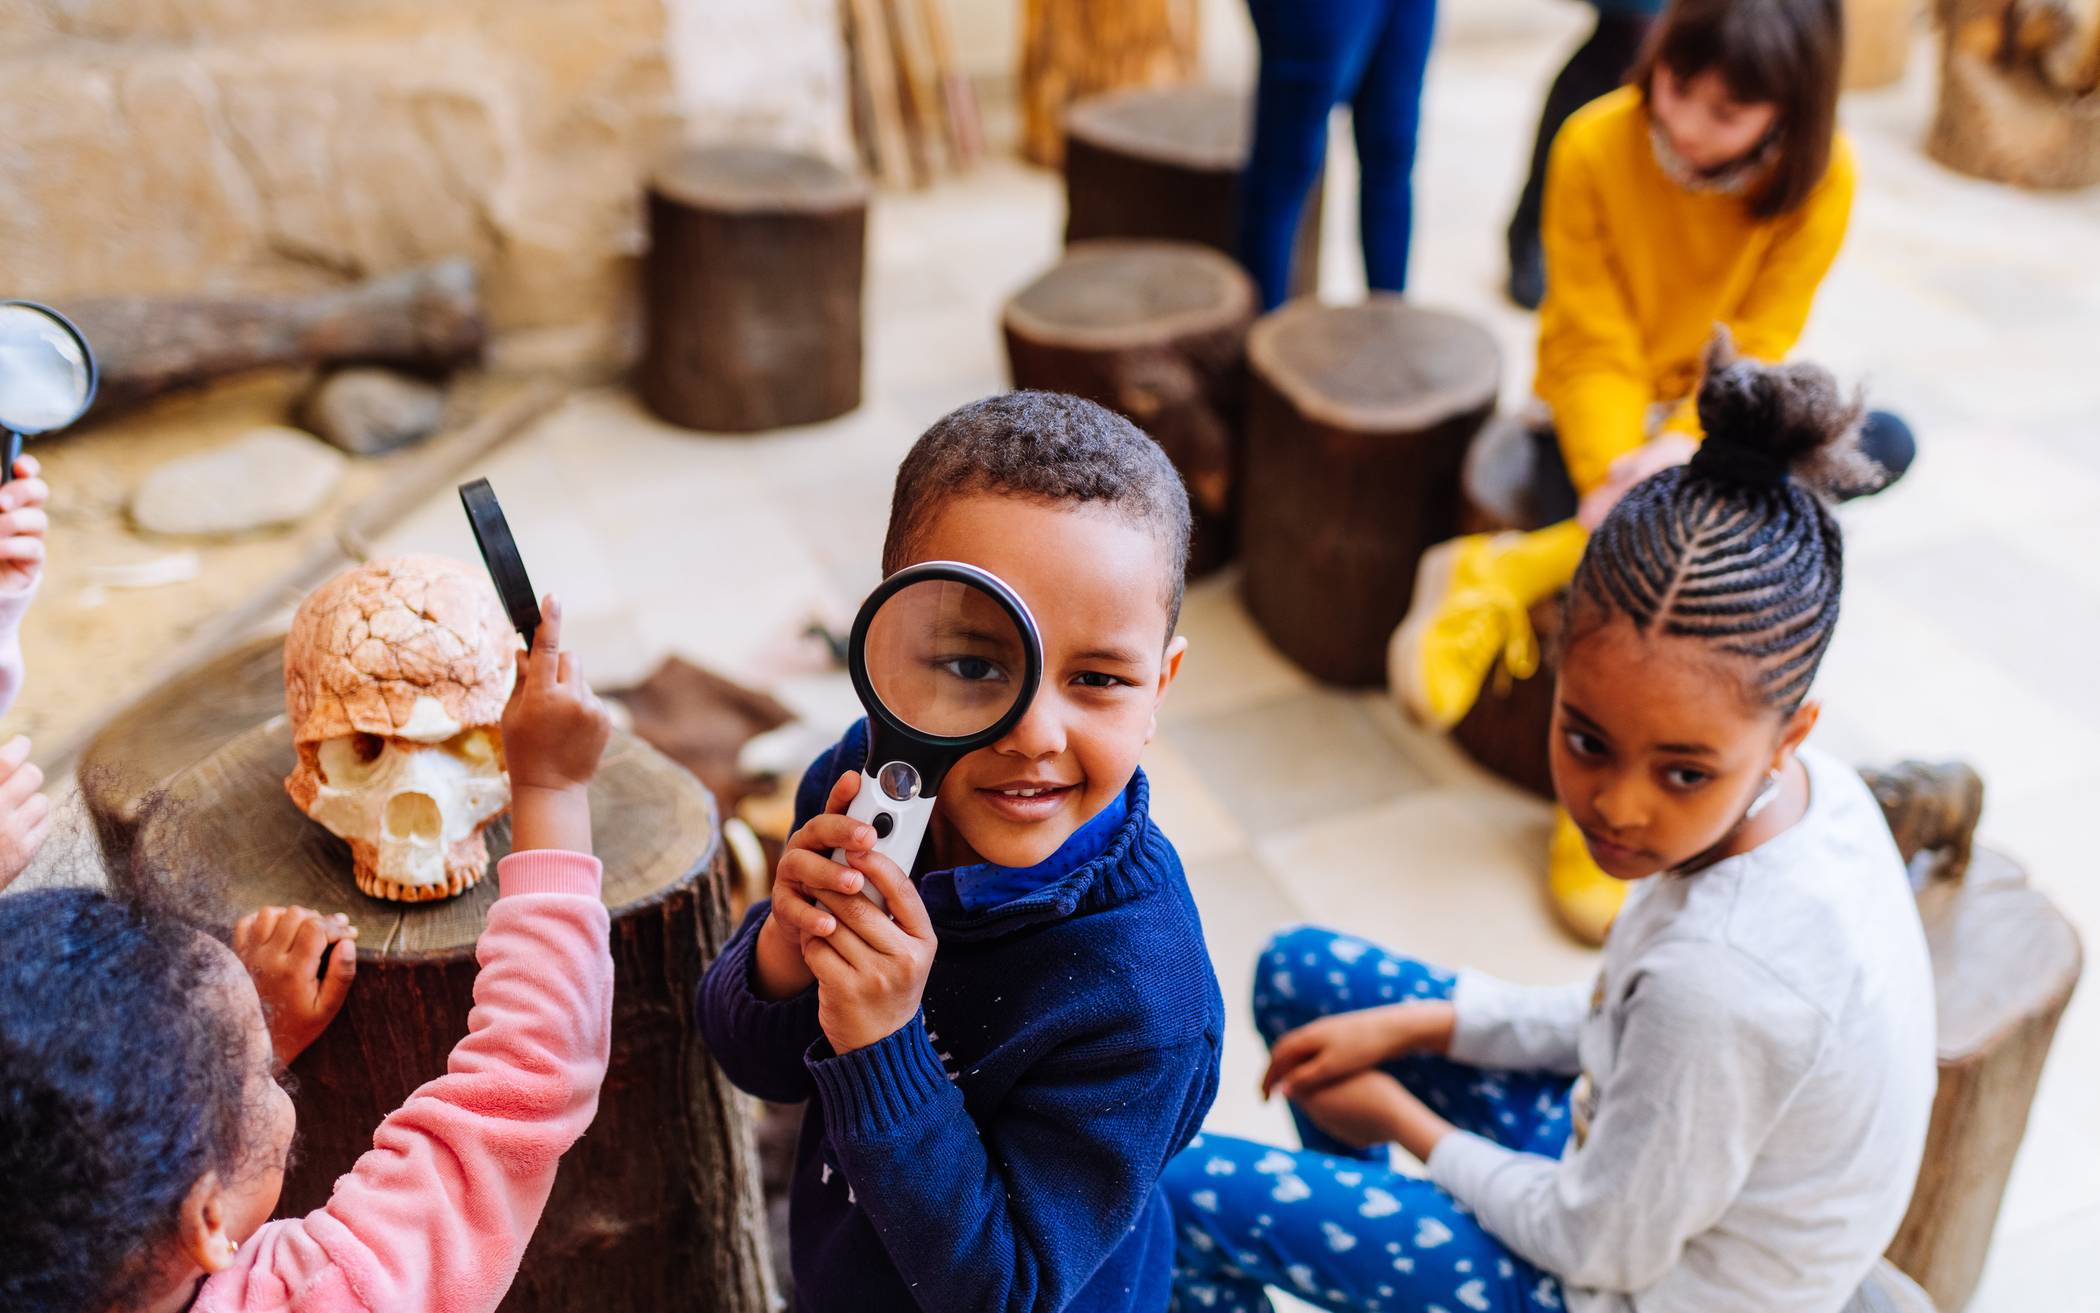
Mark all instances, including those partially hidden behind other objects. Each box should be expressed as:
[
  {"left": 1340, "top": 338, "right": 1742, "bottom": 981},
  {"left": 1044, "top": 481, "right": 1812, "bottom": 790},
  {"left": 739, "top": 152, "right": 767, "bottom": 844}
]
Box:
[
  {"left": 0, "top": 574, "right": 37, "bottom": 716},
  {"left": 194, "top": 850, "right": 613, "bottom": 1313}
]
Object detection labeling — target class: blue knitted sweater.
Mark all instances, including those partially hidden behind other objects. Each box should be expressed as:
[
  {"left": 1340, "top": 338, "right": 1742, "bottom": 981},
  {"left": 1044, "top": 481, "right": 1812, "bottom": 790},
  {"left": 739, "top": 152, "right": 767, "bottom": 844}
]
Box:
[{"left": 697, "top": 722, "right": 1225, "bottom": 1312}]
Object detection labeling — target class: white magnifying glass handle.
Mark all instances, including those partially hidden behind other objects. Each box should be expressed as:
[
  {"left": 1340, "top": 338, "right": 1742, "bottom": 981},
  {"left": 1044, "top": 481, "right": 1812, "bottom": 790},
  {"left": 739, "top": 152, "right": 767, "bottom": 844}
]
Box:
[{"left": 832, "top": 766, "right": 936, "bottom": 913}]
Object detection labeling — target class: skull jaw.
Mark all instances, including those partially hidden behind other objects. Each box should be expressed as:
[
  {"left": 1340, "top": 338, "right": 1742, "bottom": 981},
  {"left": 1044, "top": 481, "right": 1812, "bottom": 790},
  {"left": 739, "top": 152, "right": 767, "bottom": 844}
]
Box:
[{"left": 345, "top": 831, "right": 493, "bottom": 903}]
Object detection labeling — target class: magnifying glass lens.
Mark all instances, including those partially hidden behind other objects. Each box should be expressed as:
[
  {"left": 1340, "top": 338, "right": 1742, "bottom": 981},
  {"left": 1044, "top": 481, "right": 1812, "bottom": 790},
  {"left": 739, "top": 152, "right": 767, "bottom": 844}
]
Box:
[
  {"left": 864, "top": 579, "right": 1030, "bottom": 739},
  {"left": 0, "top": 304, "right": 91, "bottom": 434}
]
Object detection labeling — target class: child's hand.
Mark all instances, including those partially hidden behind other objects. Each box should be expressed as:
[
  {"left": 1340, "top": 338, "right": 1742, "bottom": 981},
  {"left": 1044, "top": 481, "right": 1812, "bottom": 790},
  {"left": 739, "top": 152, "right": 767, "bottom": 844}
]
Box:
[
  {"left": 1579, "top": 434, "right": 1696, "bottom": 529},
  {"left": 503, "top": 596, "right": 611, "bottom": 856},
  {"left": 801, "top": 842, "right": 936, "bottom": 1054},
  {"left": 0, "top": 454, "right": 50, "bottom": 591},
  {"left": 1295, "top": 1070, "right": 1414, "bottom": 1151},
  {"left": 0, "top": 735, "right": 50, "bottom": 893},
  {"left": 1262, "top": 1000, "right": 1455, "bottom": 1101},
  {"left": 234, "top": 905, "right": 358, "bottom": 1065},
  {"left": 754, "top": 771, "right": 881, "bottom": 1000}
]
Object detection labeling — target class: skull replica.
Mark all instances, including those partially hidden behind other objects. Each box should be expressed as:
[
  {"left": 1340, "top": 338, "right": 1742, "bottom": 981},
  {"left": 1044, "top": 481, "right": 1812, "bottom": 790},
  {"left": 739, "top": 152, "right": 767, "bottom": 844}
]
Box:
[{"left": 285, "top": 556, "right": 515, "bottom": 901}]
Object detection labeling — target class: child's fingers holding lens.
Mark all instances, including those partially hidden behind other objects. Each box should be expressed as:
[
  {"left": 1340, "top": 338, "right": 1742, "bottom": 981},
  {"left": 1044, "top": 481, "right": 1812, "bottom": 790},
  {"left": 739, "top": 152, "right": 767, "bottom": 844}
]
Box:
[{"left": 822, "top": 770, "right": 861, "bottom": 815}]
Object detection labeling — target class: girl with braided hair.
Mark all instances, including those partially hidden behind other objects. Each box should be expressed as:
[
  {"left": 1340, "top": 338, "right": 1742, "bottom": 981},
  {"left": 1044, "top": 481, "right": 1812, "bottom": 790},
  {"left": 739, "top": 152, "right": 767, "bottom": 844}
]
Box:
[
  {"left": 1392, "top": 0, "right": 1919, "bottom": 943},
  {"left": 1161, "top": 347, "right": 1936, "bottom": 1313}
]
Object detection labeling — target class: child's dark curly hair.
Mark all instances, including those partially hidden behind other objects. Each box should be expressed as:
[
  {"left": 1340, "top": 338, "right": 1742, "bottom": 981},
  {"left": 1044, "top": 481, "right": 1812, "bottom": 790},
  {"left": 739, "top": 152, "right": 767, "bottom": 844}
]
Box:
[
  {"left": 1570, "top": 329, "right": 1872, "bottom": 712},
  {"left": 0, "top": 884, "right": 259, "bottom": 1313}
]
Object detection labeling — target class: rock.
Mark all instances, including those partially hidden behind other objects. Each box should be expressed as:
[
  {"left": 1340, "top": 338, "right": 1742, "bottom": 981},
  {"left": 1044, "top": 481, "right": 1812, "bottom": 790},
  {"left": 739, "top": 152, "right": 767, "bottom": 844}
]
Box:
[
  {"left": 131, "top": 427, "right": 346, "bottom": 536},
  {"left": 297, "top": 368, "right": 448, "bottom": 456}
]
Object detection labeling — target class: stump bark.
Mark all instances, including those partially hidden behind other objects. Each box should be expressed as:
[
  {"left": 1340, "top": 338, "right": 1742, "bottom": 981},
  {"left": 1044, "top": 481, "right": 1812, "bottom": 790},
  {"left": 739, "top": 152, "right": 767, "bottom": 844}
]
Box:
[
  {"left": 1889, "top": 847, "right": 2082, "bottom": 1311},
  {"left": 1064, "top": 85, "right": 1323, "bottom": 300},
  {"left": 124, "top": 720, "right": 775, "bottom": 1313},
  {"left": 1241, "top": 297, "right": 1500, "bottom": 686},
  {"left": 1928, "top": 0, "right": 2100, "bottom": 187},
  {"left": 639, "top": 146, "right": 868, "bottom": 434},
  {"left": 1021, "top": 0, "right": 1201, "bottom": 168},
  {"left": 1003, "top": 240, "right": 1258, "bottom": 576}
]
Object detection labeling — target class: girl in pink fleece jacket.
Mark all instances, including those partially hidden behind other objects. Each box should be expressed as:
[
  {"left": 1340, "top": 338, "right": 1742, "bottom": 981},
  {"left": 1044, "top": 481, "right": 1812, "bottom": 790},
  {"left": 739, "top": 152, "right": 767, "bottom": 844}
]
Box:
[
  {"left": 0, "top": 596, "right": 615, "bottom": 1313},
  {"left": 0, "top": 450, "right": 53, "bottom": 890}
]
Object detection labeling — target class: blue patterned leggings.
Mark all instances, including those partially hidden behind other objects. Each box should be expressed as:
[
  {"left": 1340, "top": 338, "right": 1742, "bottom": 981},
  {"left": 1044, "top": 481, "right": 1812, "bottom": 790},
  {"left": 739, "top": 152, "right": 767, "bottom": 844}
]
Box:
[{"left": 1163, "top": 926, "right": 1573, "bottom": 1312}]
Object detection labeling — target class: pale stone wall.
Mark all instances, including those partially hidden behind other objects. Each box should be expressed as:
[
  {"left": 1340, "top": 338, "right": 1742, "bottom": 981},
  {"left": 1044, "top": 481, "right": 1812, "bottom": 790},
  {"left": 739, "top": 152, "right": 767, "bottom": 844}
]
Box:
[
  {"left": 0, "top": 2, "right": 685, "bottom": 343},
  {"left": 664, "top": 0, "right": 856, "bottom": 168}
]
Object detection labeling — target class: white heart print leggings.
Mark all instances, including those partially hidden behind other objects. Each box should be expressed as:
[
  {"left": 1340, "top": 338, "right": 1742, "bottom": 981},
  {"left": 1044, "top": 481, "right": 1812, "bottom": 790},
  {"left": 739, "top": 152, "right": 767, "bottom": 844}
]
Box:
[{"left": 1162, "top": 926, "right": 1570, "bottom": 1313}]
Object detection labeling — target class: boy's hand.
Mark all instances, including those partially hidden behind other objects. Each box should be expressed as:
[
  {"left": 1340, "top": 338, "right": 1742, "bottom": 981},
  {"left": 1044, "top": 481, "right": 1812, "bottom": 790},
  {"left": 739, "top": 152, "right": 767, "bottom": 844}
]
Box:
[
  {"left": 801, "top": 843, "right": 936, "bottom": 1054},
  {"left": 0, "top": 735, "right": 51, "bottom": 893},
  {"left": 0, "top": 454, "right": 50, "bottom": 591},
  {"left": 1262, "top": 1000, "right": 1455, "bottom": 1101},
  {"left": 1296, "top": 1070, "right": 1415, "bottom": 1152},
  {"left": 755, "top": 770, "right": 880, "bottom": 1000},
  {"left": 502, "top": 596, "right": 610, "bottom": 855},
  {"left": 234, "top": 905, "right": 358, "bottom": 1065}
]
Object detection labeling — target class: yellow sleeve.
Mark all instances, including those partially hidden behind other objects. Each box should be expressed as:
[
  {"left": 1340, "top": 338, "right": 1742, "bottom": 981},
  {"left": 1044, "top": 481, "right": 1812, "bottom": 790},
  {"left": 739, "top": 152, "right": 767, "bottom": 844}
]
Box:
[
  {"left": 1536, "top": 128, "right": 1654, "bottom": 496},
  {"left": 1661, "top": 142, "right": 1857, "bottom": 438}
]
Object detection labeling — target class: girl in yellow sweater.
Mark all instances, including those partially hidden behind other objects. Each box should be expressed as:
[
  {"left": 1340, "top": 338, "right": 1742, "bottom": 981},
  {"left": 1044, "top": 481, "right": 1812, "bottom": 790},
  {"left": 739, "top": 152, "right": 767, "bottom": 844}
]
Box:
[{"left": 1391, "top": 0, "right": 1914, "bottom": 944}]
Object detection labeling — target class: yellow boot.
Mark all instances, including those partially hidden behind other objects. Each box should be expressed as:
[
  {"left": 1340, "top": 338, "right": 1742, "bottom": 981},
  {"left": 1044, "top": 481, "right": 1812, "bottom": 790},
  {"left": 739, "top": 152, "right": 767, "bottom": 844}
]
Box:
[
  {"left": 1548, "top": 808, "right": 1628, "bottom": 947},
  {"left": 1389, "top": 522, "right": 1588, "bottom": 732}
]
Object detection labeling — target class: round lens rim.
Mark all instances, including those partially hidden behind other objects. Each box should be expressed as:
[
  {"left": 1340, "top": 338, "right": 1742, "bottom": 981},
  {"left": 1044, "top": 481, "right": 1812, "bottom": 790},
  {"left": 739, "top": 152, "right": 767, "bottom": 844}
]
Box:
[
  {"left": 0, "top": 299, "right": 99, "bottom": 436},
  {"left": 847, "top": 560, "right": 1045, "bottom": 754},
  {"left": 458, "top": 478, "right": 541, "bottom": 643}
]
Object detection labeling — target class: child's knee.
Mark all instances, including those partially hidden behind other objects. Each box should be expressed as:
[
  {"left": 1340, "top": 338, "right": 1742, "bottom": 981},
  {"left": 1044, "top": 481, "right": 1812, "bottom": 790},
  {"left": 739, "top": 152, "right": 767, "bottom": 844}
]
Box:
[{"left": 1251, "top": 925, "right": 1336, "bottom": 1026}]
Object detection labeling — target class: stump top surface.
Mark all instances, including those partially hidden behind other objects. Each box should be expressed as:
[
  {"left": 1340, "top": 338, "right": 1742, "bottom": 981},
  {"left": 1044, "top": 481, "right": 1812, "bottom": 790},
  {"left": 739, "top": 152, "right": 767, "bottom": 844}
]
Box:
[
  {"left": 1249, "top": 296, "right": 1502, "bottom": 432},
  {"left": 1004, "top": 240, "right": 1257, "bottom": 345},
  {"left": 132, "top": 721, "right": 720, "bottom": 960},
  {"left": 1919, "top": 849, "right": 2082, "bottom": 1061},
  {"left": 1064, "top": 85, "right": 1250, "bottom": 170},
  {"left": 651, "top": 144, "right": 869, "bottom": 214}
]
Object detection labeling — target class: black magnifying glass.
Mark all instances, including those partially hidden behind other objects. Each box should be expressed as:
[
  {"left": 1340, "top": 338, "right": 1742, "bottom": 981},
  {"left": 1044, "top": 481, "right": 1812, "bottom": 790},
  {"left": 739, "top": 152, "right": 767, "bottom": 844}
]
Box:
[
  {"left": 0, "top": 300, "right": 97, "bottom": 484},
  {"left": 458, "top": 478, "right": 541, "bottom": 649},
  {"left": 833, "top": 561, "right": 1045, "bottom": 907}
]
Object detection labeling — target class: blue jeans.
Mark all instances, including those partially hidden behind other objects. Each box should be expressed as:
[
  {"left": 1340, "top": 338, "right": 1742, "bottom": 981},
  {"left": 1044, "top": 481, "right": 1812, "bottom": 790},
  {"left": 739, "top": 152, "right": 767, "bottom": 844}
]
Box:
[
  {"left": 1242, "top": 0, "right": 1438, "bottom": 309},
  {"left": 1164, "top": 927, "right": 1571, "bottom": 1312}
]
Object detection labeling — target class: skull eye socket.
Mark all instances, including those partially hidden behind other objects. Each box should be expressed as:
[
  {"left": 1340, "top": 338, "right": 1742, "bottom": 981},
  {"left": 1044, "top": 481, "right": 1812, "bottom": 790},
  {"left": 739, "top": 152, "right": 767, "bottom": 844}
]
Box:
[
  {"left": 441, "top": 728, "right": 498, "bottom": 768},
  {"left": 318, "top": 734, "right": 389, "bottom": 787}
]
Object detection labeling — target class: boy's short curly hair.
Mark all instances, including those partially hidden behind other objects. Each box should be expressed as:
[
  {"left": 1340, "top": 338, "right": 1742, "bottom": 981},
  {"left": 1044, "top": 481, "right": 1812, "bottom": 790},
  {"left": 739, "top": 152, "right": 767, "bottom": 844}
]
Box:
[
  {"left": 0, "top": 885, "right": 258, "bottom": 1313},
  {"left": 882, "top": 391, "right": 1194, "bottom": 637}
]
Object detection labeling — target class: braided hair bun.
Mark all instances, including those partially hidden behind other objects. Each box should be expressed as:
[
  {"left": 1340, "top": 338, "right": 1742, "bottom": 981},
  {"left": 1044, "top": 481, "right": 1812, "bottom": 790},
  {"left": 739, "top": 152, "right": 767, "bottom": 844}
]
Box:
[{"left": 1689, "top": 326, "right": 1875, "bottom": 499}]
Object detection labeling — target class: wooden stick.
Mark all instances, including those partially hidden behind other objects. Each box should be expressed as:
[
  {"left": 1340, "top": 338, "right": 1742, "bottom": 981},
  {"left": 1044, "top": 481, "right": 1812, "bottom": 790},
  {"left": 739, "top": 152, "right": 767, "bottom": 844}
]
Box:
[
  {"left": 846, "top": 0, "right": 914, "bottom": 188},
  {"left": 917, "top": 0, "right": 984, "bottom": 168},
  {"left": 883, "top": 0, "right": 943, "bottom": 181}
]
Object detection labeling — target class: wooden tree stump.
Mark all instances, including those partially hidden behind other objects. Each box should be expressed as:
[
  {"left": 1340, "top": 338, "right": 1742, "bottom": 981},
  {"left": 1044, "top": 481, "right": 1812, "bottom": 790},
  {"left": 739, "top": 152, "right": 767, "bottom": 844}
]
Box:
[
  {"left": 1889, "top": 846, "right": 2082, "bottom": 1311},
  {"left": 1002, "top": 240, "right": 1259, "bottom": 577},
  {"left": 1064, "top": 86, "right": 1324, "bottom": 301},
  {"left": 122, "top": 720, "right": 775, "bottom": 1313},
  {"left": 639, "top": 146, "right": 868, "bottom": 434},
  {"left": 1021, "top": 0, "right": 1200, "bottom": 168},
  {"left": 1928, "top": 0, "right": 2100, "bottom": 188},
  {"left": 1844, "top": 0, "right": 1921, "bottom": 91},
  {"left": 1241, "top": 297, "right": 1500, "bottom": 686}
]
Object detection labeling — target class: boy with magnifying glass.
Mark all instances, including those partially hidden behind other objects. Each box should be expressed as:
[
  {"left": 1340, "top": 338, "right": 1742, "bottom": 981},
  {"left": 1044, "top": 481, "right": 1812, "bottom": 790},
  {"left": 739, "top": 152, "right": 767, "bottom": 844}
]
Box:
[{"left": 698, "top": 392, "right": 1226, "bottom": 1313}]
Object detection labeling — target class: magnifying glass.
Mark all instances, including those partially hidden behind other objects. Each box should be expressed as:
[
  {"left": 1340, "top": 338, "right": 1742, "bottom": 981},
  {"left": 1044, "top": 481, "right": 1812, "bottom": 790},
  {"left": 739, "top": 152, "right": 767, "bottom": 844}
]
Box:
[
  {"left": 0, "top": 300, "right": 97, "bottom": 484},
  {"left": 458, "top": 478, "right": 541, "bottom": 648},
  {"left": 834, "top": 561, "right": 1044, "bottom": 907}
]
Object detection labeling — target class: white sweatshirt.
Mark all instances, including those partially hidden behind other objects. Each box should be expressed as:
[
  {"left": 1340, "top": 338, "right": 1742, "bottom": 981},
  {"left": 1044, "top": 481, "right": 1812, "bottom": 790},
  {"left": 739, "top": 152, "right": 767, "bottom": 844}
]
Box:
[{"left": 1427, "top": 747, "right": 1937, "bottom": 1313}]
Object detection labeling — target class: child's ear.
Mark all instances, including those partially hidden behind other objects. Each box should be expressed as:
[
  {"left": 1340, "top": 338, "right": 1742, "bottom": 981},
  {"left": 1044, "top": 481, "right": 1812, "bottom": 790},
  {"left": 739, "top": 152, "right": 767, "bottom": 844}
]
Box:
[
  {"left": 1773, "top": 699, "right": 1820, "bottom": 770},
  {"left": 178, "top": 1173, "right": 240, "bottom": 1274},
  {"left": 1146, "top": 635, "right": 1189, "bottom": 745}
]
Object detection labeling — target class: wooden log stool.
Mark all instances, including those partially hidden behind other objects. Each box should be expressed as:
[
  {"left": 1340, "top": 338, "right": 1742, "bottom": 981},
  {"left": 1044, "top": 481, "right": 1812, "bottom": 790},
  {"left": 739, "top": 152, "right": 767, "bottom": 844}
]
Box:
[
  {"left": 1927, "top": 0, "right": 2100, "bottom": 188},
  {"left": 1063, "top": 85, "right": 1323, "bottom": 300},
  {"left": 96, "top": 643, "right": 775, "bottom": 1313},
  {"left": 1240, "top": 296, "right": 1499, "bottom": 686},
  {"left": 1002, "top": 240, "right": 1259, "bottom": 577},
  {"left": 639, "top": 145, "right": 868, "bottom": 433},
  {"left": 1867, "top": 762, "right": 2084, "bottom": 1312}
]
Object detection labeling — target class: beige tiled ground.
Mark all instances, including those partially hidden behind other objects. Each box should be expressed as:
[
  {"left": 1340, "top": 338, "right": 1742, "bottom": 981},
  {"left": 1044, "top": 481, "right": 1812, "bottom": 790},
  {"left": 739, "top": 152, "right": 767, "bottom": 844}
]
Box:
[{"left": 372, "top": 10, "right": 2098, "bottom": 1307}]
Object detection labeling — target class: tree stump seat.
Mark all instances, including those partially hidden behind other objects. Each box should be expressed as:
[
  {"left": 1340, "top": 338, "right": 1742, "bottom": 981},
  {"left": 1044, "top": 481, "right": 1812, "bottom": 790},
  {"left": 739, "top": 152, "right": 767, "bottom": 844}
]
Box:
[
  {"left": 639, "top": 145, "right": 868, "bottom": 434},
  {"left": 93, "top": 638, "right": 775, "bottom": 1313},
  {"left": 1063, "top": 84, "right": 1323, "bottom": 299},
  {"left": 1241, "top": 296, "right": 1500, "bottom": 686},
  {"left": 1003, "top": 239, "right": 1258, "bottom": 576}
]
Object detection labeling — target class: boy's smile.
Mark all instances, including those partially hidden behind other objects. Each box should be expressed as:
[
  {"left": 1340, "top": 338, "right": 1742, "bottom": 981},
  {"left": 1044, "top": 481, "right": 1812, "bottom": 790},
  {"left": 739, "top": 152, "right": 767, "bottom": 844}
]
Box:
[{"left": 902, "top": 492, "right": 1186, "bottom": 872}]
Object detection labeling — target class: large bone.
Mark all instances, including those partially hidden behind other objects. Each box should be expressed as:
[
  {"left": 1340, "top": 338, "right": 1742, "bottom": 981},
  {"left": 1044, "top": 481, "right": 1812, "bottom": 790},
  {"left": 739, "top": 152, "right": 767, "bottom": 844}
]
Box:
[{"left": 63, "top": 260, "right": 485, "bottom": 419}]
